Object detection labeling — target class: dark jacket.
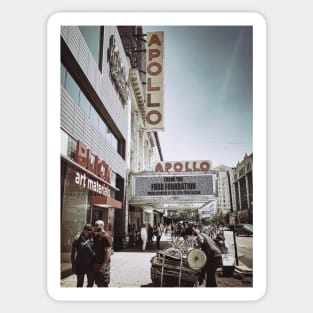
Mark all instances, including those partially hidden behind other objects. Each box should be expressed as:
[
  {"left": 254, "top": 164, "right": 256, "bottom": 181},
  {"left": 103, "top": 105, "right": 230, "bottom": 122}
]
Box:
[
  {"left": 71, "top": 234, "right": 95, "bottom": 274},
  {"left": 198, "top": 232, "right": 222, "bottom": 267}
]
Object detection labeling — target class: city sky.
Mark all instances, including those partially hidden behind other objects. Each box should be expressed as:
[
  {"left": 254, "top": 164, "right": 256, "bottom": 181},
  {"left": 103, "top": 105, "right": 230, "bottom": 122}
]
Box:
[{"left": 143, "top": 26, "right": 253, "bottom": 168}]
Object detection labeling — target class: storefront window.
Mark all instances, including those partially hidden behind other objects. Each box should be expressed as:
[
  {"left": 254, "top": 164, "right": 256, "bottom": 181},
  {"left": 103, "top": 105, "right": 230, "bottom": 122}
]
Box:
[{"left": 61, "top": 166, "right": 89, "bottom": 254}]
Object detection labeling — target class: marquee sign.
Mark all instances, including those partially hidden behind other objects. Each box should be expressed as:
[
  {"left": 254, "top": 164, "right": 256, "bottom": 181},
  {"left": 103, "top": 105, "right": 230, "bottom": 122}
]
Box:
[
  {"left": 145, "top": 31, "right": 164, "bottom": 130},
  {"left": 154, "top": 160, "right": 212, "bottom": 172},
  {"left": 132, "top": 173, "right": 216, "bottom": 198}
]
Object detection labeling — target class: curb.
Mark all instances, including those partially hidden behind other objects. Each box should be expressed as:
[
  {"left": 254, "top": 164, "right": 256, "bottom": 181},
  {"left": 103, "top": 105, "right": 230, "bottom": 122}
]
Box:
[{"left": 234, "top": 265, "right": 253, "bottom": 276}]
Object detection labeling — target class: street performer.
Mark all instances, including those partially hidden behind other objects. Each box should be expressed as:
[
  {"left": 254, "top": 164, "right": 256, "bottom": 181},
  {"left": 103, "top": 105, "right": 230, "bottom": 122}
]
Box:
[
  {"left": 93, "top": 220, "right": 113, "bottom": 287},
  {"left": 197, "top": 231, "right": 222, "bottom": 287}
]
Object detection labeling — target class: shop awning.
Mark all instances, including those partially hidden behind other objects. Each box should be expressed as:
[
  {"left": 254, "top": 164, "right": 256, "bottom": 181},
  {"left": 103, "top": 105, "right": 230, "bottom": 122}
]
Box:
[{"left": 90, "top": 196, "right": 122, "bottom": 209}]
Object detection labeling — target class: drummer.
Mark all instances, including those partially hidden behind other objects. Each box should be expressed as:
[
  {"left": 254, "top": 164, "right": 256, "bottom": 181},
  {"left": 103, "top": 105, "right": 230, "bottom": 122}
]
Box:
[{"left": 197, "top": 232, "right": 222, "bottom": 287}]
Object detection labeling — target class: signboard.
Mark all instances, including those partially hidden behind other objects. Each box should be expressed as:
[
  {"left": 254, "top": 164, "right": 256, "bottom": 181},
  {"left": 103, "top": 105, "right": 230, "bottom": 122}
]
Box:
[
  {"left": 132, "top": 173, "right": 215, "bottom": 198},
  {"left": 75, "top": 140, "right": 111, "bottom": 182},
  {"left": 154, "top": 160, "right": 212, "bottom": 172},
  {"left": 107, "top": 35, "right": 129, "bottom": 106},
  {"left": 145, "top": 31, "right": 164, "bottom": 130},
  {"left": 229, "top": 212, "right": 236, "bottom": 225}
]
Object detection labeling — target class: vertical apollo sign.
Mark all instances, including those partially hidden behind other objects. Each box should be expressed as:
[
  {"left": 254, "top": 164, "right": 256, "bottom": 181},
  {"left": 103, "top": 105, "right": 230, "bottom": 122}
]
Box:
[{"left": 146, "top": 32, "right": 164, "bottom": 130}]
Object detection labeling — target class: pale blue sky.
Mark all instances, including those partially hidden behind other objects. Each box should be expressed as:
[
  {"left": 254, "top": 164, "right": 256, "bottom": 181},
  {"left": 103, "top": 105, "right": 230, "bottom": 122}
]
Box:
[{"left": 143, "top": 26, "right": 253, "bottom": 168}]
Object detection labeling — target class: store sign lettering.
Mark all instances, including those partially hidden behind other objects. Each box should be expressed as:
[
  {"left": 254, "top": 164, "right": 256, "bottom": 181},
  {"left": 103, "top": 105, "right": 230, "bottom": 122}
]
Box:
[
  {"left": 75, "top": 140, "right": 111, "bottom": 183},
  {"left": 74, "top": 172, "right": 110, "bottom": 197}
]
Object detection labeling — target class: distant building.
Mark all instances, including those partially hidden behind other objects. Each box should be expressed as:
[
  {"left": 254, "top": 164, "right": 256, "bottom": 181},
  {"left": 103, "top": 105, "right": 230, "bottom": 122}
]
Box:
[
  {"left": 198, "top": 201, "right": 217, "bottom": 220},
  {"left": 214, "top": 165, "right": 236, "bottom": 216},
  {"left": 232, "top": 153, "right": 253, "bottom": 223}
]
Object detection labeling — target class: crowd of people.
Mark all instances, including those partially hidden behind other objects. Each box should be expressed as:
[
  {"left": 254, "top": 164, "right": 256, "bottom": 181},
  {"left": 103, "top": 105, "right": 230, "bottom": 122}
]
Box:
[
  {"left": 128, "top": 221, "right": 227, "bottom": 250},
  {"left": 128, "top": 223, "right": 165, "bottom": 251}
]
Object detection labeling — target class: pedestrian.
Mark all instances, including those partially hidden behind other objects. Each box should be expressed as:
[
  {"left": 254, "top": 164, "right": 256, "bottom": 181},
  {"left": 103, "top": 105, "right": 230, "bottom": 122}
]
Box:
[
  {"left": 128, "top": 224, "right": 136, "bottom": 247},
  {"left": 93, "top": 220, "right": 113, "bottom": 287},
  {"left": 71, "top": 223, "right": 95, "bottom": 287},
  {"left": 197, "top": 232, "right": 222, "bottom": 287},
  {"left": 183, "top": 222, "right": 195, "bottom": 239},
  {"left": 140, "top": 223, "right": 148, "bottom": 251},
  {"left": 214, "top": 234, "right": 229, "bottom": 254},
  {"left": 154, "top": 223, "right": 162, "bottom": 250},
  {"left": 147, "top": 224, "right": 154, "bottom": 248}
]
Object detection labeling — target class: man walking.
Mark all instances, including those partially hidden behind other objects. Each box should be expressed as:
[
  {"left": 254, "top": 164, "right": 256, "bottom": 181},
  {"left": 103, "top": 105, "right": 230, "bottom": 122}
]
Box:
[{"left": 93, "top": 220, "right": 113, "bottom": 287}]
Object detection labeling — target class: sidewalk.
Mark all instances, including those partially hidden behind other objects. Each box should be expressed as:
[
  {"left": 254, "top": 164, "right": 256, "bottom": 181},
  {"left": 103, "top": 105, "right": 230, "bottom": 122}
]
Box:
[
  {"left": 61, "top": 234, "right": 252, "bottom": 287},
  {"left": 61, "top": 234, "right": 171, "bottom": 279}
]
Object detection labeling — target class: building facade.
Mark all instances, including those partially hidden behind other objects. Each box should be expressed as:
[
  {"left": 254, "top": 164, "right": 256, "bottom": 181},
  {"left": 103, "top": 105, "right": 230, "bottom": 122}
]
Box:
[
  {"left": 60, "top": 25, "right": 133, "bottom": 266},
  {"left": 118, "top": 26, "right": 163, "bottom": 237},
  {"left": 214, "top": 165, "right": 237, "bottom": 217},
  {"left": 198, "top": 201, "right": 217, "bottom": 220},
  {"left": 232, "top": 153, "right": 253, "bottom": 223},
  {"left": 60, "top": 25, "right": 164, "bottom": 263}
]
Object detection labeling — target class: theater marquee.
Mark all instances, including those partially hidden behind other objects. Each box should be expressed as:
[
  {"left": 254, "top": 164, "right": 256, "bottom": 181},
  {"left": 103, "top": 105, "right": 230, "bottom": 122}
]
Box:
[
  {"left": 145, "top": 31, "right": 164, "bottom": 130},
  {"left": 131, "top": 173, "right": 216, "bottom": 198},
  {"left": 154, "top": 160, "right": 212, "bottom": 172}
]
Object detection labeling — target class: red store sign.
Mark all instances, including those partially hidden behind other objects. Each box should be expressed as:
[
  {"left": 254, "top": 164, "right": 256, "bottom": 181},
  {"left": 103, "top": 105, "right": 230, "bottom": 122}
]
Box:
[{"left": 75, "top": 140, "right": 111, "bottom": 183}]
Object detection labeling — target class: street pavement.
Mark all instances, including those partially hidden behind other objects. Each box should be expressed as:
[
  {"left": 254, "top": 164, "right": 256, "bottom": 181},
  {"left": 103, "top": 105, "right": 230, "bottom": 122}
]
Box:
[{"left": 61, "top": 234, "right": 252, "bottom": 288}]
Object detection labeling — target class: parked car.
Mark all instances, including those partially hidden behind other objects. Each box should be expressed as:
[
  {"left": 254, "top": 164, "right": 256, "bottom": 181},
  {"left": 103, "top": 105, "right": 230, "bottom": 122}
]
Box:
[{"left": 235, "top": 224, "right": 253, "bottom": 236}]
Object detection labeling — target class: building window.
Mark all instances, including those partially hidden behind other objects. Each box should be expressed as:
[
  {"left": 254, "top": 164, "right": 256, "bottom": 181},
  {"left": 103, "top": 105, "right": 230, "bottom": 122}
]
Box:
[
  {"left": 60, "top": 129, "right": 68, "bottom": 156},
  {"left": 61, "top": 63, "right": 66, "bottom": 87},
  {"left": 90, "top": 106, "right": 99, "bottom": 128},
  {"left": 106, "top": 128, "right": 118, "bottom": 151},
  {"left": 78, "top": 26, "right": 103, "bottom": 71},
  {"left": 99, "top": 119, "right": 107, "bottom": 138},
  {"left": 111, "top": 134, "right": 118, "bottom": 152},
  {"left": 64, "top": 68, "right": 80, "bottom": 104},
  {"left": 78, "top": 90, "right": 91, "bottom": 117},
  {"left": 61, "top": 63, "right": 122, "bottom": 156},
  {"left": 89, "top": 153, "right": 96, "bottom": 171},
  {"left": 110, "top": 171, "right": 117, "bottom": 187},
  {"left": 61, "top": 129, "right": 77, "bottom": 161}
]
